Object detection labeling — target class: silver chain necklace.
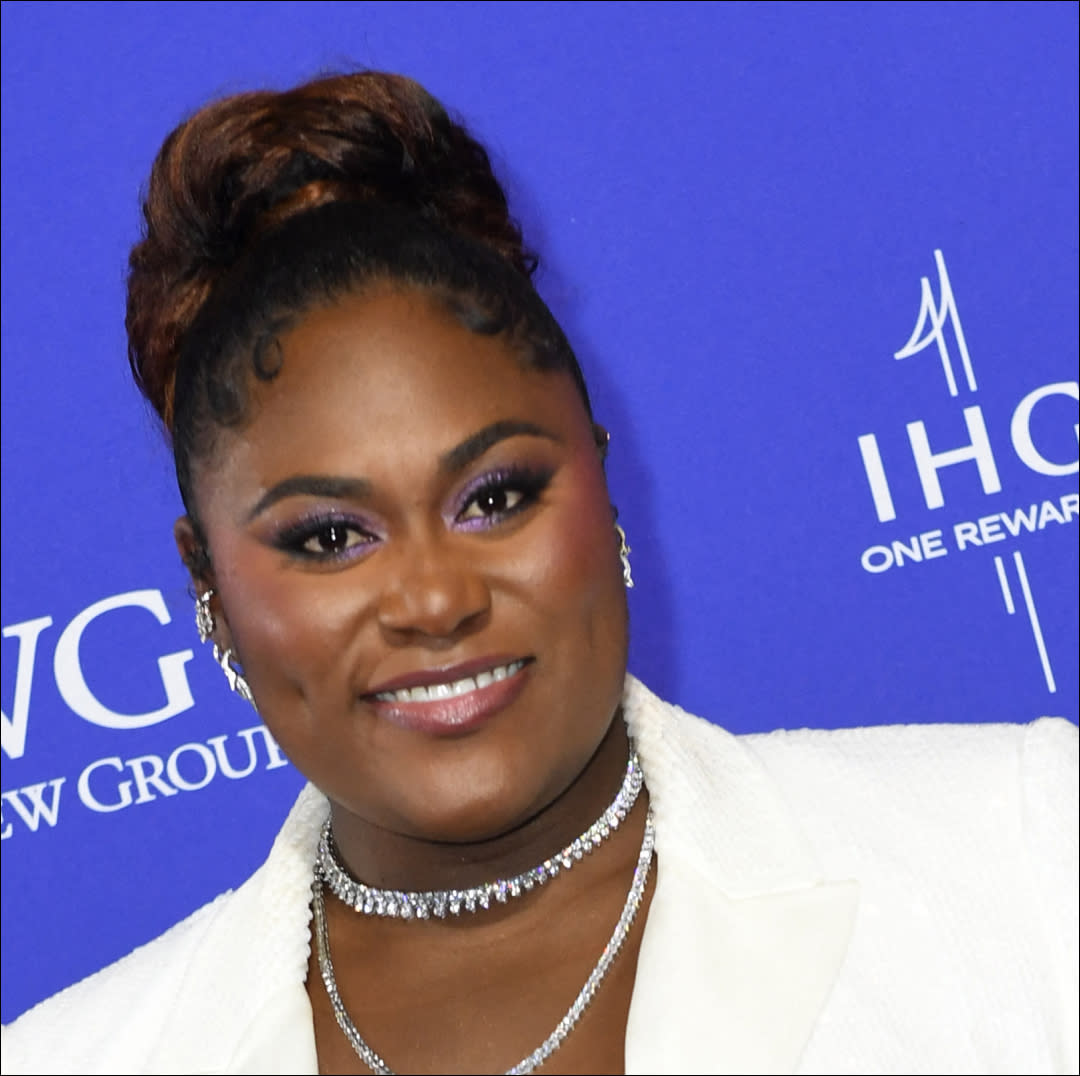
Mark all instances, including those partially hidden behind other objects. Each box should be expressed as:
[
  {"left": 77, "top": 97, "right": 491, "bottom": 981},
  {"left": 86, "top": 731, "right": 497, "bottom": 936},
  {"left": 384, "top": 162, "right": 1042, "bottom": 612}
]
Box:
[
  {"left": 312, "top": 806, "right": 655, "bottom": 1075},
  {"left": 316, "top": 751, "right": 645, "bottom": 919}
]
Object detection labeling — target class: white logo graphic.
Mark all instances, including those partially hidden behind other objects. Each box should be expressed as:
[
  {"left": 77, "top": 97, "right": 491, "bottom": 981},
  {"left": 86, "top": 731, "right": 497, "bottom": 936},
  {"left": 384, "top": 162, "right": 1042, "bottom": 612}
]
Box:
[
  {"left": 993, "top": 551, "right": 1055, "bottom": 693},
  {"left": 894, "top": 248, "right": 977, "bottom": 397},
  {"left": 2, "top": 589, "right": 195, "bottom": 761},
  {"left": 1, "top": 587, "right": 294, "bottom": 840},
  {"left": 856, "top": 250, "right": 1075, "bottom": 695}
]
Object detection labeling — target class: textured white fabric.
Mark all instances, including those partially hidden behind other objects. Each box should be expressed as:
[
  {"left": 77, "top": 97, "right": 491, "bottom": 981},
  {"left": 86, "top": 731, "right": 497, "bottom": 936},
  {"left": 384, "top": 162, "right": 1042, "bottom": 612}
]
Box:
[{"left": 3, "top": 676, "right": 1077, "bottom": 1075}]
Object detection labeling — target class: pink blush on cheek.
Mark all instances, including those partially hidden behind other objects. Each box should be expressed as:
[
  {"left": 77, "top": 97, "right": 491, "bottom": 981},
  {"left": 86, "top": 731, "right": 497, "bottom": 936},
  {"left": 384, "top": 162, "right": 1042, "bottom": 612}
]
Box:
[{"left": 529, "top": 496, "right": 620, "bottom": 598}]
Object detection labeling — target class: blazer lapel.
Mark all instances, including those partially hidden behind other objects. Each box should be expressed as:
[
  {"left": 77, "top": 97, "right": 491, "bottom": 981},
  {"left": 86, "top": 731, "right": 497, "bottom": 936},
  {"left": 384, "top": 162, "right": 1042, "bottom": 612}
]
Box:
[
  {"left": 626, "top": 856, "right": 857, "bottom": 1074},
  {"left": 623, "top": 679, "right": 859, "bottom": 1075}
]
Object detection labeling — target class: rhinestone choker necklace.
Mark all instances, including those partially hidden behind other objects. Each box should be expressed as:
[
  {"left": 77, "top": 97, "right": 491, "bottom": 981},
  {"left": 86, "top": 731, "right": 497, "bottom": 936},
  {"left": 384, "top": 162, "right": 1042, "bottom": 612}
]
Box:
[{"left": 316, "top": 748, "right": 644, "bottom": 919}]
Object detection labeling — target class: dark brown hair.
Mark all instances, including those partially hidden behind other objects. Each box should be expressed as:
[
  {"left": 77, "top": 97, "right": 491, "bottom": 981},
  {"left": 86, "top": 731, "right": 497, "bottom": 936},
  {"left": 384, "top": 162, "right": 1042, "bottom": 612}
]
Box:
[{"left": 125, "top": 71, "right": 589, "bottom": 535}]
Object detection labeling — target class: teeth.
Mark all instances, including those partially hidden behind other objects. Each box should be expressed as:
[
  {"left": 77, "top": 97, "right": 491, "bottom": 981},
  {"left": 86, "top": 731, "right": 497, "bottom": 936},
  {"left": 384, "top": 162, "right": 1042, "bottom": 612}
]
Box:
[{"left": 376, "top": 661, "right": 524, "bottom": 703}]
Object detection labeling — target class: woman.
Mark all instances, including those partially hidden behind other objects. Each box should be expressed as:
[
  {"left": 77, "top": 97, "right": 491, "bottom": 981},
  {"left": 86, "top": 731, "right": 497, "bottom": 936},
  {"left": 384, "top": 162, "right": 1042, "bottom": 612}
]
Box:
[{"left": 2, "top": 71, "right": 1076, "bottom": 1075}]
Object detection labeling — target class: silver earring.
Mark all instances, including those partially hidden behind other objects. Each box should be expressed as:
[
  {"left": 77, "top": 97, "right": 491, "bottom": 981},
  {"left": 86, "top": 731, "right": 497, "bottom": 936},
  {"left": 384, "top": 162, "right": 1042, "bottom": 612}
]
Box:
[
  {"left": 195, "top": 589, "right": 256, "bottom": 707},
  {"left": 195, "top": 588, "right": 216, "bottom": 643},
  {"left": 212, "top": 644, "right": 256, "bottom": 707},
  {"left": 615, "top": 523, "right": 635, "bottom": 589}
]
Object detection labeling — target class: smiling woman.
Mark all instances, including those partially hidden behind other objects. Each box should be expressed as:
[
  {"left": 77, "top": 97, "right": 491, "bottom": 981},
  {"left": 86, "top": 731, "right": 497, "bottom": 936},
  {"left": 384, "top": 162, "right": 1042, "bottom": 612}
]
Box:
[
  {"left": 188, "top": 284, "right": 629, "bottom": 852},
  {"left": 1, "top": 70, "right": 1076, "bottom": 1076}
]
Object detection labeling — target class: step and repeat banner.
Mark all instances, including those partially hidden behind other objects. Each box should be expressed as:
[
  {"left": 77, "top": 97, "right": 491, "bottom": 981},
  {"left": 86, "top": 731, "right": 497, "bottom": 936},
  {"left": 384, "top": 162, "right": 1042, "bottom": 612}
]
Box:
[{"left": 3, "top": 1, "right": 1077, "bottom": 1023}]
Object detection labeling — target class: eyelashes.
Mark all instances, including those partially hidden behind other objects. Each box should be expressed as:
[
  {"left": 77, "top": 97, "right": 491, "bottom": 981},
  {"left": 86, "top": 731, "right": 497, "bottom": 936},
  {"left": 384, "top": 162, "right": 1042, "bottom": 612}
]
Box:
[
  {"left": 452, "top": 465, "right": 553, "bottom": 532},
  {"left": 273, "top": 513, "right": 379, "bottom": 562},
  {"left": 272, "top": 464, "right": 554, "bottom": 563}
]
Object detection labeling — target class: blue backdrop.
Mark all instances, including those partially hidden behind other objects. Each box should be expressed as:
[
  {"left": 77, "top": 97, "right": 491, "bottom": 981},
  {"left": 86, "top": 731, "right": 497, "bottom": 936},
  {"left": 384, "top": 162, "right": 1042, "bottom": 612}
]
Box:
[{"left": 2, "top": 0, "right": 1077, "bottom": 1023}]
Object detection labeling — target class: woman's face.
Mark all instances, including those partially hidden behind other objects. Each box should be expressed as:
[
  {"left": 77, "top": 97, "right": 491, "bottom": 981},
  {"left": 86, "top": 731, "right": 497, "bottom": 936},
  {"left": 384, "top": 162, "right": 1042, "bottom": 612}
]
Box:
[{"left": 186, "top": 286, "right": 628, "bottom": 843}]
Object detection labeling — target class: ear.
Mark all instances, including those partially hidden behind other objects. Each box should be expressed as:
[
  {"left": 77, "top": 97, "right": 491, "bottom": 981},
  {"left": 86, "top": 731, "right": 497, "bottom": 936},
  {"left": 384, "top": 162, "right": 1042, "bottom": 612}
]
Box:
[
  {"left": 592, "top": 423, "right": 611, "bottom": 462},
  {"left": 175, "top": 515, "right": 237, "bottom": 653},
  {"left": 174, "top": 515, "right": 214, "bottom": 594}
]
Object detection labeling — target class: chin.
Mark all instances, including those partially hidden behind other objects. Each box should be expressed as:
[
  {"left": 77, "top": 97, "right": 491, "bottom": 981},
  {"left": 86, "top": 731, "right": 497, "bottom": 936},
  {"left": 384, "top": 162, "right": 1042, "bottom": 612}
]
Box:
[{"left": 398, "top": 785, "right": 538, "bottom": 845}]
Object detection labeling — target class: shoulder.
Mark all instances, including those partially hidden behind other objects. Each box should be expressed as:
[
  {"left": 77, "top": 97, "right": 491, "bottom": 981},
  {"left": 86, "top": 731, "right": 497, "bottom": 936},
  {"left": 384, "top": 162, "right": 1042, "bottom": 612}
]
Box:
[
  {"left": 1, "top": 890, "right": 235, "bottom": 1074},
  {"left": 743, "top": 710, "right": 1078, "bottom": 770},
  {"left": 627, "top": 678, "right": 1078, "bottom": 1069},
  {"left": 627, "top": 673, "right": 1076, "bottom": 817},
  {"left": 625, "top": 674, "right": 1077, "bottom": 883},
  {"left": 742, "top": 717, "right": 1078, "bottom": 928},
  {"left": 743, "top": 714, "right": 1078, "bottom": 820},
  {"left": 1, "top": 783, "right": 327, "bottom": 1075},
  {"left": 740, "top": 715, "right": 1078, "bottom": 849}
]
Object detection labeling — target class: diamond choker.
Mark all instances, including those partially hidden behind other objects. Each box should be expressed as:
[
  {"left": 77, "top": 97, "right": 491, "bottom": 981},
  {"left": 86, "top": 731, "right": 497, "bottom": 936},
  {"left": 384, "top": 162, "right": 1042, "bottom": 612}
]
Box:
[{"left": 316, "top": 748, "right": 645, "bottom": 919}]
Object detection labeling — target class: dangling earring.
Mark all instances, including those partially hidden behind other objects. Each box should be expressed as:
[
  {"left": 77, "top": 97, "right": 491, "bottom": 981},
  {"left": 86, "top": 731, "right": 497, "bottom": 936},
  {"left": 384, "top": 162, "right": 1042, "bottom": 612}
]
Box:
[
  {"left": 195, "top": 588, "right": 215, "bottom": 643},
  {"left": 212, "top": 644, "right": 256, "bottom": 707},
  {"left": 194, "top": 589, "right": 256, "bottom": 707},
  {"left": 615, "top": 523, "right": 635, "bottom": 589}
]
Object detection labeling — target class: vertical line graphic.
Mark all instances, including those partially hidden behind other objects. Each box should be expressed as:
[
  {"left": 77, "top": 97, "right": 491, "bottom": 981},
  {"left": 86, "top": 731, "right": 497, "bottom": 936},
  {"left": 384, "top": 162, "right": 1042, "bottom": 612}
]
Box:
[
  {"left": 993, "top": 555, "right": 1015, "bottom": 615},
  {"left": 1011, "top": 551, "right": 1056, "bottom": 694},
  {"left": 996, "top": 552, "right": 1056, "bottom": 694}
]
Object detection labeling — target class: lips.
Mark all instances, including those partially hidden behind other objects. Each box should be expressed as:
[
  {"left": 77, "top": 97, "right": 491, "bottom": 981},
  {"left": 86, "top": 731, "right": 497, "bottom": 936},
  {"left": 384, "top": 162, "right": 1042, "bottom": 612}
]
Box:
[{"left": 364, "top": 657, "right": 532, "bottom": 736}]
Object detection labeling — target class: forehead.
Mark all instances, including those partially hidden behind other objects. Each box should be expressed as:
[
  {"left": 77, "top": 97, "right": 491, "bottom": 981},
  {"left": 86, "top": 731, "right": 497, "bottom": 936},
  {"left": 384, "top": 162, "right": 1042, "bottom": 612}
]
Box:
[
  {"left": 208, "top": 286, "right": 590, "bottom": 487},
  {"left": 277, "top": 286, "right": 529, "bottom": 400}
]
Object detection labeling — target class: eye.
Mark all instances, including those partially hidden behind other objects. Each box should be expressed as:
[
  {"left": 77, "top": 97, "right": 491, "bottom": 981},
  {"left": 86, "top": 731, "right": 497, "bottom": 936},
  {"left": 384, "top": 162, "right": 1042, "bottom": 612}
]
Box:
[
  {"left": 274, "top": 516, "right": 378, "bottom": 562},
  {"left": 299, "top": 522, "right": 369, "bottom": 556},
  {"left": 459, "top": 485, "right": 527, "bottom": 521},
  {"left": 453, "top": 466, "right": 553, "bottom": 530}
]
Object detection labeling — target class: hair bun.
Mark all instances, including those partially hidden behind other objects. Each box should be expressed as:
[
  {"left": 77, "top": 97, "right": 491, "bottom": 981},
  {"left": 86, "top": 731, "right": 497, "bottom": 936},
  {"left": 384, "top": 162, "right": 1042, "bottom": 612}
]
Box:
[{"left": 127, "top": 70, "right": 534, "bottom": 429}]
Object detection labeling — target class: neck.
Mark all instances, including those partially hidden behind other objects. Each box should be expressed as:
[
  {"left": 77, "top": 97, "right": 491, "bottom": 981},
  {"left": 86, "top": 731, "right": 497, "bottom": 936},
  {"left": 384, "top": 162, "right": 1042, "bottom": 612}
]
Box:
[{"left": 325, "top": 713, "right": 634, "bottom": 895}]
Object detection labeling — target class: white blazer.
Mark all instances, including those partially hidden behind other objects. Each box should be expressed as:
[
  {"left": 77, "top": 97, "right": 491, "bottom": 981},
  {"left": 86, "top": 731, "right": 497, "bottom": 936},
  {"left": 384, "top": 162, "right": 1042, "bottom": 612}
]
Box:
[{"left": 3, "top": 677, "right": 1077, "bottom": 1075}]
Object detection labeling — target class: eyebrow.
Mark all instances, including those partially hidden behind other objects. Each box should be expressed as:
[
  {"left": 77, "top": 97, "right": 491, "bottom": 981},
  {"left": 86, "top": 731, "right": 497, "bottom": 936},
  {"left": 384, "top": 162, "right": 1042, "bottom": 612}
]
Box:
[
  {"left": 246, "top": 475, "right": 372, "bottom": 521},
  {"left": 439, "top": 419, "right": 561, "bottom": 474},
  {"left": 246, "top": 420, "right": 560, "bottom": 521}
]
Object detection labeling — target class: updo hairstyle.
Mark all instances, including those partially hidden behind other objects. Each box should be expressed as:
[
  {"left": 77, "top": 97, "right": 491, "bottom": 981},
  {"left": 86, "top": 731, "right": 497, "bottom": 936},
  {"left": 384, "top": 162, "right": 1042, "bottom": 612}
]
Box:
[{"left": 125, "top": 71, "right": 591, "bottom": 550}]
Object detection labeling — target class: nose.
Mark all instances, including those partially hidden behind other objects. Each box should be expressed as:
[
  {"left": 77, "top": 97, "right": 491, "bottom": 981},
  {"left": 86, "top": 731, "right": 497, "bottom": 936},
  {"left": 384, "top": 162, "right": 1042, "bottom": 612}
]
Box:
[{"left": 376, "top": 535, "right": 491, "bottom": 642}]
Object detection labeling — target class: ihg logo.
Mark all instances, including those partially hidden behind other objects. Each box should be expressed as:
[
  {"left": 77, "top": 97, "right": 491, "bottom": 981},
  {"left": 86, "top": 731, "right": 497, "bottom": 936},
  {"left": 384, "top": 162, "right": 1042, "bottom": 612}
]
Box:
[{"left": 857, "top": 250, "right": 1077, "bottom": 523}]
